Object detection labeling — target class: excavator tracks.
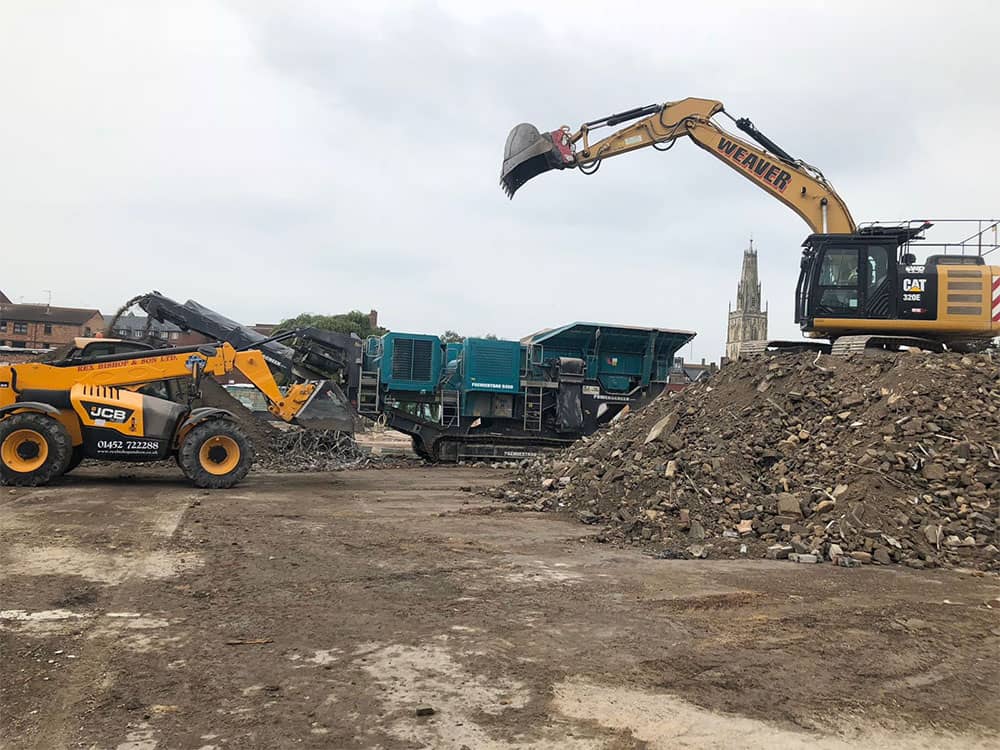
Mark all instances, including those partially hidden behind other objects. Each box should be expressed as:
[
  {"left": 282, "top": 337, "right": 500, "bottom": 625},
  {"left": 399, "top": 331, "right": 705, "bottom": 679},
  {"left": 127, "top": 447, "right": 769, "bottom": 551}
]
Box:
[
  {"left": 738, "top": 340, "right": 830, "bottom": 357},
  {"left": 829, "top": 335, "right": 945, "bottom": 356},
  {"left": 739, "top": 336, "right": 966, "bottom": 359}
]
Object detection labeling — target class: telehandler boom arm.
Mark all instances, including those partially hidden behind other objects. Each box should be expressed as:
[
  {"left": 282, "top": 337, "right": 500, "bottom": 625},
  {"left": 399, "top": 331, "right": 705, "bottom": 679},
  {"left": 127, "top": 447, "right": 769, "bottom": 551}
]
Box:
[
  {"left": 501, "top": 97, "right": 856, "bottom": 234},
  {"left": 2, "top": 342, "right": 319, "bottom": 424}
]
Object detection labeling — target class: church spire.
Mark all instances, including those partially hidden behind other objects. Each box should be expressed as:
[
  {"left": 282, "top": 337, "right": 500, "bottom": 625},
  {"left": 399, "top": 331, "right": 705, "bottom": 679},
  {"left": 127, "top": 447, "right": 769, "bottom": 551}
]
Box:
[
  {"left": 735, "top": 238, "right": 762, "bottom": 313},
  {"left": 726, "top": 237, "right": 768, "bottom": 361}
]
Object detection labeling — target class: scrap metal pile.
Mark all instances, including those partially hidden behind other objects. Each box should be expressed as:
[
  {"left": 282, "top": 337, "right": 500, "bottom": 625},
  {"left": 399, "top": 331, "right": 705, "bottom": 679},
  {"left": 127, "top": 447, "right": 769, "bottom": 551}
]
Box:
[
  {"left": 196, "top": 380, "right": 365, "bottom": 473},
  {"left": 259, "top": 428, "right": 364, "bottom": 473},
  {"left": 502, "top": 350, "right": 1000, "bottom": 571}
]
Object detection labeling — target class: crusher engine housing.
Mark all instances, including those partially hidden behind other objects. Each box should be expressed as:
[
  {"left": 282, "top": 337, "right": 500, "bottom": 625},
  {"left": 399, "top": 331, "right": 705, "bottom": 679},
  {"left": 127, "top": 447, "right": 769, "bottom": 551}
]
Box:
[{"left": 356, "top": 322, "right": 695, "bottom": 461}]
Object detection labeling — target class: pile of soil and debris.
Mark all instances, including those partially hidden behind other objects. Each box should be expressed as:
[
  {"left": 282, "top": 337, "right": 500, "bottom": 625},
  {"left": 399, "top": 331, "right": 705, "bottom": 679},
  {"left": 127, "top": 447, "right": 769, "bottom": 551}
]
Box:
[
  {"left": 197, "top": 379, "right": 366, "bottom": 472},
  {"left": 257, "top": 427, "right": 366, "bottom": 472},
  {"left": 502, "top": 351, "right": 999, "bottom": 570}
]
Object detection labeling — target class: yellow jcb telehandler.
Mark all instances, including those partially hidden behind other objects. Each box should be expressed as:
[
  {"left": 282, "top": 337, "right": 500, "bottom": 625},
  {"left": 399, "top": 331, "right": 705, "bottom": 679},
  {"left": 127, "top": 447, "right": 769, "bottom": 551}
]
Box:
[{"left": 0, "top": 341, "right": 343, "bottom": 488}]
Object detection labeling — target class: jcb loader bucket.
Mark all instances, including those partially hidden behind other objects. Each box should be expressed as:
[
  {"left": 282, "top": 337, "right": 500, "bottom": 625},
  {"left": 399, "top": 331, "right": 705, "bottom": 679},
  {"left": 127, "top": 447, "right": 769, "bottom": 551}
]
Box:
[
  {"left": 294, "top": 380, "right": 355, "bottom": 432},
  {"left": 500, "top": 124, "right": 573, "bottom": 198}
]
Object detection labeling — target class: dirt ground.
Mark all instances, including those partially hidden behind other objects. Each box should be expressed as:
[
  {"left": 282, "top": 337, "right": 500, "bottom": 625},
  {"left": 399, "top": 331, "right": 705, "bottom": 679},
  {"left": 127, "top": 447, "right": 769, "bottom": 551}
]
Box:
[{"left": 2, "top": 466, "right": 998, "bottom": 749}]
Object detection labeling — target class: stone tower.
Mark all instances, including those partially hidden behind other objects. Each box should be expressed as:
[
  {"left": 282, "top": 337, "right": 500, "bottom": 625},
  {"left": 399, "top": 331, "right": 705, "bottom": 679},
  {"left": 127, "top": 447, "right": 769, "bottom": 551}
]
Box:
[{"left": 726, "top": 240, "right": 768, "bottom": 361}]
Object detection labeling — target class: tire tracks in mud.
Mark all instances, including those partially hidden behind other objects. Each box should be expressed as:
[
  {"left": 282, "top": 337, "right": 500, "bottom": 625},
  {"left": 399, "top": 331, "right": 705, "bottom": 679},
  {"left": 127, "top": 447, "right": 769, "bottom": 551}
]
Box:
[{"left": 23, "top": 493, "right": 195, "bottom": 750}]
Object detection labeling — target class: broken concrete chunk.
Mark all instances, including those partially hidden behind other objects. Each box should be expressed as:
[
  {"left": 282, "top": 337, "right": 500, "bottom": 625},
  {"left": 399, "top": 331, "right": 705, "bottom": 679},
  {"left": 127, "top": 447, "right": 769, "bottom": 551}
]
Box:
[
  {"left": 789, "top": 553, "right": 819, "bottom": 564},
  {"left": 678, "top": 508, "right": 691, "bottom": 529},
  {"left": 921, "top": 463, "right": 947, "bottom": 481},
  {"left": 766, "top": 544, "right": 793, "bottom": 560},
  {"left": 812, "top": 499, "right": 836, "bottom": 515},
  {"left": 666, "top": 434, "right": 686, "bottom": 451},
  {"left": 688, "top": 519, "right": 705, "bottom": 542},
  {"left": 873, "top": 547, "right": 892, "bottom": 565},
  {"left": 776, "top": 493, "right": 802, "bottom": 517},
  {"left": 644, "top": 412, "right": 679, "bottom": 445}
]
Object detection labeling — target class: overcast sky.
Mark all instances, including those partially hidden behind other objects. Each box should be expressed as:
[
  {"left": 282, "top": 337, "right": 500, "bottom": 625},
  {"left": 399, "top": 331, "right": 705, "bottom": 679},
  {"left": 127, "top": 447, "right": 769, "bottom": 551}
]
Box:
[{"left": 2, "top": 1, "right": 997, "bottom": 361}]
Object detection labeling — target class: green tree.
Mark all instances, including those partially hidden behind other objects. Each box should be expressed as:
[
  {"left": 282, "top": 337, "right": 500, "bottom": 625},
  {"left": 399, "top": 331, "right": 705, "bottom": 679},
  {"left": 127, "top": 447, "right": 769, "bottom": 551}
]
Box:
[
  {"left": 277, "top": 311, "right": 387, "bottom": 338},
  {"left": 441, "top": 330, "right": 463, "bottom": 343},
  {"left": 482, "top": 333, "right": 498, "bottom": 340}
]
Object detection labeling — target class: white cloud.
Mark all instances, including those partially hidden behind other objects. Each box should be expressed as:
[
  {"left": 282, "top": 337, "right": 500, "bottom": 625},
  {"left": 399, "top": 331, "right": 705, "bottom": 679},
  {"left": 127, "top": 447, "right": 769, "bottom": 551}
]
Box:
[{"left": 1, "top": 0, "right": 997, "bottom": 360}]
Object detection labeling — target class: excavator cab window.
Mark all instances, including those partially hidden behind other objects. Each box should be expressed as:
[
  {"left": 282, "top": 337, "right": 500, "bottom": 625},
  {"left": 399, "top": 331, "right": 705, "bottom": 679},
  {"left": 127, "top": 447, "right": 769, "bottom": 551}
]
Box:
[
  {"left": 867, "top": 246, "right": 890, "bottom": 288},
  {"left": 810, "top": 242, "right": 894, "bottom": 319},
  {"left": 864, "top": 245, "right": 892, "bottom": 317},
  {"left": 817, "top": 247, "right": 861, "bottom": 314}
]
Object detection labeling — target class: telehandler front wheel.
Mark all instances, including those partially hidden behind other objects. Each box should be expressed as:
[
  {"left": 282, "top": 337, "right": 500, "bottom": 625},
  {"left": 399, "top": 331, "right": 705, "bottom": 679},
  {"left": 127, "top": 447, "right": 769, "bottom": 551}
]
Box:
[
  {"left": 0, "top": 413, "right": 72, "bottom": 486},
  {"left": 178, "top": 419, "right": 254, "bottom": 489},
  {"left": 63, "top": 446, "right": 85, "bottom": 475}
]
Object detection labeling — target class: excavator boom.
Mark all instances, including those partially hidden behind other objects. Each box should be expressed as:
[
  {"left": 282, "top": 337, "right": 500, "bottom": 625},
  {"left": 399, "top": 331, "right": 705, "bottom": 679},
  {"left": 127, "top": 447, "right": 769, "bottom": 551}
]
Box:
[{"left": 500, "top": 97, "right": 856, "bottom": 234}]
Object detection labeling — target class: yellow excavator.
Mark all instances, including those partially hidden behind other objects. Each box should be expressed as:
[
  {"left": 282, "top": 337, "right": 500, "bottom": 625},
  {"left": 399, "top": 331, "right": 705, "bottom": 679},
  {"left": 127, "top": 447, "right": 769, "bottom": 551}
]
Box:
[
  {"left": 501, "top": 97, "right": 999, "bottom": 354},
  {"left": 0, "top": 341, "right": 335, "bottom": 488}
]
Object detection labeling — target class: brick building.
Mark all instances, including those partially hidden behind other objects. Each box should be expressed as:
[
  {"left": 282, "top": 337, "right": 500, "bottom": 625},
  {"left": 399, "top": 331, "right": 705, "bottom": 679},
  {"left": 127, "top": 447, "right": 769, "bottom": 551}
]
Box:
[
  {"left": 665, "top": 357, "right": 719, "bottom": 391},
  {"left": 0, "top": 301, "right": 104, "bottom": 350}
]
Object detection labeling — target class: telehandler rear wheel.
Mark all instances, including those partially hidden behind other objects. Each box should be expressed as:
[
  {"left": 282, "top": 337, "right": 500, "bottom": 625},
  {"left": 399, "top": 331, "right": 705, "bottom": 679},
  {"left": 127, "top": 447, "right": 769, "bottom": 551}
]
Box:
[
  {"left": 0, "top": 413, "right": 72, "bottom": 486},
  {"left": 178, "top": 419, "right": 254, "bottom": 489}
]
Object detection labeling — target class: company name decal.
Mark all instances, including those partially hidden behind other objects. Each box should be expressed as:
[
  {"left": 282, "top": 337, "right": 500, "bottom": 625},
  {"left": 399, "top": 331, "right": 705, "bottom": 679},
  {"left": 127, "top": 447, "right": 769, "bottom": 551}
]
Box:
[
  {"left": 716, "top": 137, "right": 792, "bottom": 192},
  {"left": 81, "top": 401, "right": 134, "bottom": 423}
]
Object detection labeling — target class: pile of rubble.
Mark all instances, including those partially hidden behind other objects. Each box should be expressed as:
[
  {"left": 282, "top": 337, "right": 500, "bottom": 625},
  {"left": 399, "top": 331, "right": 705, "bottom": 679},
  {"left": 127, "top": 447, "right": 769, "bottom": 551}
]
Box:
[
  {"left": 257, "top": 428, "right": 366, "bottom": 472},
  {"left": 504, "top": 351, "right": 999, "bottom": 570},
  {"left": 198, "top": 379, "right": 366, "bottom": 472}
]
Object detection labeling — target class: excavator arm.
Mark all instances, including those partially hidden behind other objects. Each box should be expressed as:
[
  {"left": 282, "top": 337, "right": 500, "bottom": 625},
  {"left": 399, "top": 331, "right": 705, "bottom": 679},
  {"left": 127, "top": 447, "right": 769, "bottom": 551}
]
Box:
[{"left": 501, "top": 97, "right": 856, "bottom": 234}]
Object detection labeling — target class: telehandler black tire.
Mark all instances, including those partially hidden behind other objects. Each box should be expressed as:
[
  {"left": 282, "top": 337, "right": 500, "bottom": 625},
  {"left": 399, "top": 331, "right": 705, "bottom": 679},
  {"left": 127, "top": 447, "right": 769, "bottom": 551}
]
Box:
[
  {"left": 178, "top": 419, "right": 254, "bottom": 489},
  {"left": 0, "top": 413, "right": 72, "bottom": 486},
  {"left": 63, "top": 446, "right": 84, "bottom": 475}
]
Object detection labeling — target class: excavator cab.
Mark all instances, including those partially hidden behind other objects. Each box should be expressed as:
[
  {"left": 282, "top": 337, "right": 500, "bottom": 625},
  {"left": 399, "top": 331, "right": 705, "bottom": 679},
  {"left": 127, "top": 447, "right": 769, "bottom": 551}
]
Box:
[
  {"left": 795, "top": 233, "right": 899, "bottom": 328},
  {"left": 796, "top": 224, "right": 935, "bottom": 329},
  {"left": 500, "top": 125, "right": 575, "bottom": 197},
  {"left": 796, "top": 221, "right": 996, "bottom": 350}
]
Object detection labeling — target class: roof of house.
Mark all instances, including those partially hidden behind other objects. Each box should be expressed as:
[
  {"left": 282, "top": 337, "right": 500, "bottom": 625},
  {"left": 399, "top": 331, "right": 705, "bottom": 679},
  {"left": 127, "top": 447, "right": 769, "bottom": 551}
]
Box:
[
  {"left": 0, "top": 303, "right": 102, "bottom": 326},
  {"left": 670, "top": 359, "right": 716, "bottom": 382},
  {"left": 0, "top": 291, "right": 10, "bottom": 304}
]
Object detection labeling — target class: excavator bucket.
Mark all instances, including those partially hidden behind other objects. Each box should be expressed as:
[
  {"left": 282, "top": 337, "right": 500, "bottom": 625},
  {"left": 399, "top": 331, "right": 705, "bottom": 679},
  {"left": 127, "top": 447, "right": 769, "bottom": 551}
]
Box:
[
  {"left": 500, "top": 124, "right": 574, "bottom": 198},
  {"left": 293, "top": 380, "right": 355, "bottom": 432}
]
